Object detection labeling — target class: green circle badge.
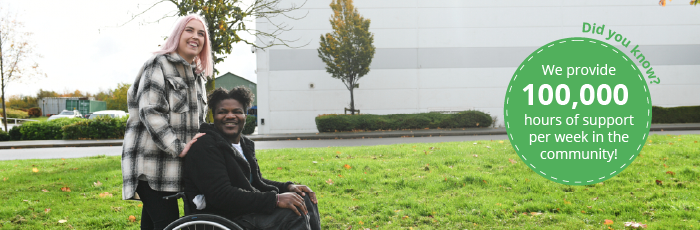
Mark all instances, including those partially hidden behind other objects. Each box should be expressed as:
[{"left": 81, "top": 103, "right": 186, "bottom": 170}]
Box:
[{"left": 504, "top": 37, "right": 652, "bottom": 185}]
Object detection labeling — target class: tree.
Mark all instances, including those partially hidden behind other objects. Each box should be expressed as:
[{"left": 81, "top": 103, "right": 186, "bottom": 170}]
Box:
[
  {"left": 106, "top": 83, "right": 131, "bottom": 112},
  {"left": 659, "top": 0, "right": 699, "bottom": 6},
  {"left": 1, "top": 7, "right": 43, "bottom": 131},
  {"left": 317, "top": 0, "right": 375, "bottom": 114}
]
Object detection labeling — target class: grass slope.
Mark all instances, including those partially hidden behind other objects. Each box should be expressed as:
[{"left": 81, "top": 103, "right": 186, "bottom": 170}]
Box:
[{"left": 0, "top": 134, "right": 698, "bottom": 229}]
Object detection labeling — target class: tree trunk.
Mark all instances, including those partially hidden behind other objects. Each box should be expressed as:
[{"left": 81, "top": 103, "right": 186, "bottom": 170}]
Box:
[
  {"left": 1, "top": 86, "right": 6, "bottom": 132},
  {"left": 349, "top": 85, "right": 355, "bottom": 115},
  {"left": 0, "top": 33, "right": 6, "bottom": 132}
]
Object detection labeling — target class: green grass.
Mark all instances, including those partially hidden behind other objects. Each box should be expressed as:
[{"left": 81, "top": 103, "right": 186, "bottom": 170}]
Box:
[
  {"left": 28, "top": 117, "right": 49, "bottom": 122},
  {"left": 1, "top": 134, "right": 698, "bottom": 229}
]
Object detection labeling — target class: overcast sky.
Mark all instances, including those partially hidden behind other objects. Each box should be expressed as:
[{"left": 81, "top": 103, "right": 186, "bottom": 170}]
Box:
[{"left": 2, "top": 0, "right": 257, "bottom": 98}]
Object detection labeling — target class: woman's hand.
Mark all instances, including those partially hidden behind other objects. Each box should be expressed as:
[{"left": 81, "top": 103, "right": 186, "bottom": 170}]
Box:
[
  {"left": 179, "top": 133, "right": 206, "bottom": 157},
  {"left": 277, "top": 192, "right": 307, "bottom": 216},
  {"left": 287, "top": 184, "right": 318, "bottom": 204}
]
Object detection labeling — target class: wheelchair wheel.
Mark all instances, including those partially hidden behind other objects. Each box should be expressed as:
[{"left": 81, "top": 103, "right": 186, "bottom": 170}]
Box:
[{"left": 164, "top": 214, "right": 244, "bottom": 230}]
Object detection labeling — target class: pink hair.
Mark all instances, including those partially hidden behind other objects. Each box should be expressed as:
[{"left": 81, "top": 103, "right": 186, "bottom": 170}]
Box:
[{"left": 155, "top": 14, "right": 213, "bottom": 77}]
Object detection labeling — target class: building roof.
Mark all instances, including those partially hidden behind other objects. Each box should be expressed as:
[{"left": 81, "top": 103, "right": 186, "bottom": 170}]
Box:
[{"left": 215, "top": 72, "right": 256, "bottom": 85}]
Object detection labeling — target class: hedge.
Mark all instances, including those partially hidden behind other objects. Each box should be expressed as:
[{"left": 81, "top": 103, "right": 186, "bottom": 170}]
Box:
[
  {"left": 243, "top": 115, "right": 257, "bottom": 135},
  {"left": 652, "top": 106, "right": 700, "bottom": 123},
  {"left": 18, "top": 118, "right": 84, "bottom": 140},
  {"left": 8, "top": 126, "right": 21, "bottom": 141},
  {"left": 315, "top": 111, "right": 493, "bottom": 132},
  {"left": 0, "top": 130, "right": 9, "bottom": 141},
  {"left": 0, "top": 108, "right": 29, "bottom": 119},
  {"left": 62, "top": 116, "right": 128, "bottom": 140}
]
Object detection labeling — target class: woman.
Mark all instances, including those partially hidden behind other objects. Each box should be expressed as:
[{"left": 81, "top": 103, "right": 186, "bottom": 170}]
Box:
[{"left": 121, "top": 14, "right": 212, "bottom": 230}]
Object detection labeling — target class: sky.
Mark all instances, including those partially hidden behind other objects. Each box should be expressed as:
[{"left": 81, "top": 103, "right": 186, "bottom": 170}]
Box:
[{"left": 1, "top": 0, "right": 257, "bottom": 98}]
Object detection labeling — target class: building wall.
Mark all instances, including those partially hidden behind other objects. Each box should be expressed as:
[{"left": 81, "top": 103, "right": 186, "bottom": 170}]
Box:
[{"left": 256, "top": 0, "right": 700, "bottom": 134}]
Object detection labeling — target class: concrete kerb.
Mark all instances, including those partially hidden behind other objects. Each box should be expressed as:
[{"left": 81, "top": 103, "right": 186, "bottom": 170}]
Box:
[{"left": 1, "top": 123, "right": 699, "bottom": 149}]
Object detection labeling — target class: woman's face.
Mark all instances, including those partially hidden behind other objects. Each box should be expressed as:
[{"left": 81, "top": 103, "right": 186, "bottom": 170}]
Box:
[{"left": 176, "top": 19, "right": 206, "bottom": 63}]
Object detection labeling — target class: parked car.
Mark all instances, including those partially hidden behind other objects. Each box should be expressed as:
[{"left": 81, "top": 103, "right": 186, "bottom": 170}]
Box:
[
  {"left": 89, "top": 110, "right": 127, "bottom": 119},
  {"left": 47, "top": 110, "right": 83, "bottom": 121}
]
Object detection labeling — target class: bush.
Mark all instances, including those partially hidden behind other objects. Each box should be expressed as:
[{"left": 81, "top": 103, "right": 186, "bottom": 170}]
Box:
[
  {"left": 27, "top": 107, "right": 42, "bottom": 117},
  {"left": 652, "top": 106, "right": 700, "bottom": 123},
  {"left": 18, "top": 118, "right": 83, "bottom": 140},
  {"left": 315, "top": 114, "right": 352, "bottom": 132},
  {"left": 0, "top": 130, "right": 9, "bottom": 141},
  {"left": 0, "top": 108, "right": 29, "bottom": 119},
  {"left": 315, "top": 111, "right": 493, "bottom": 132},
  {"left": 243, "top": 115, "right": 257, "bottom": 135},
  {"left": 62, "top": 116, "right": 128, "bottom": 140},
  {"left": 8, "top": 126, "right": 22, "bottom": 140}
]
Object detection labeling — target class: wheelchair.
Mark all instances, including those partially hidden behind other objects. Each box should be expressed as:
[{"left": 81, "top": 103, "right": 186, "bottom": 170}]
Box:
[{"left": 162, "top": 192, "right": 244, "bottom": 230}]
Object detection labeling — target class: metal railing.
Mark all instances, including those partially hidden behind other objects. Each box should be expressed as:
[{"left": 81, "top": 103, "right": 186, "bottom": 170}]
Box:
[{"left": 0, "top": 117, "right": 38, "bottom": 125}]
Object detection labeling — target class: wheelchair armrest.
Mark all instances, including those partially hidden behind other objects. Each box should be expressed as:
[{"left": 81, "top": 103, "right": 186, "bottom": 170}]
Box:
[{"left": 163, "top": 192, "right": 186, "bottom": 201}]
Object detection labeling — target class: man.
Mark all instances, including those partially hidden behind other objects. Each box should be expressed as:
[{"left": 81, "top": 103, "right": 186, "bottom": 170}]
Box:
[{"left": 182, "top": 87, "right": 321, "bottom": 230}]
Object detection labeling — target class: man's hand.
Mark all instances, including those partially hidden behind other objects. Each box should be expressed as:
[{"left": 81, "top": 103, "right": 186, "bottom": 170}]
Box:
[
  {"left": 277, "top": 192, "right": 308, "bottom": 216},
  {"left": 287, "top": 184, "right": 318, "bottom": 204},
  {"left": 179, "top": 133, "right": 206, "bottom": 157}
]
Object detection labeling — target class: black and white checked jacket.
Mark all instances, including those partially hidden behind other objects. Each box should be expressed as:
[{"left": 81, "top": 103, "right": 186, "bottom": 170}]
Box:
[{"left": 122, "top": 53, "right": 207, "bottom": 200}]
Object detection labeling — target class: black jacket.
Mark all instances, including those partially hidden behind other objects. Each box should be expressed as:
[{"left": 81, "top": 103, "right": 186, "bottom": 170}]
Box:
[{"left": 182, "top": 123, "right": 293, "bottom": 219}]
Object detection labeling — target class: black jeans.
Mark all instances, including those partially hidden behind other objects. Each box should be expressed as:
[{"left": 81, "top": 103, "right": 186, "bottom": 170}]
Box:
[
  {"left": 233, "top": 193, "right": 321, "bottom": 230},
  {"left": 136, "top": 180, "right": 179, "bottom": 230}
]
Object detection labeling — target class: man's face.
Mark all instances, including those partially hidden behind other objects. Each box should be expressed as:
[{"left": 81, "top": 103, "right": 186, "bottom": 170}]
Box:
[{"left": 213, "top": 99, "right": 246, "bottom": 143}]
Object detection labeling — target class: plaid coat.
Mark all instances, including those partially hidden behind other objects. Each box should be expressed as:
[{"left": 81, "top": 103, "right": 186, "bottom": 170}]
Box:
[{"left": 122, "top": 53, "right": 208, "bottom": 200}]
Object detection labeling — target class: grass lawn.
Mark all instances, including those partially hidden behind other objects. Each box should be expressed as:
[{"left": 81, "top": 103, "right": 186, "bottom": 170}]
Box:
[
  {"left": 0, "top": 134, "right": 698, "bottom": 229},
  {"left": 28, "top": 117, "right": 49, "bottom": 122}
]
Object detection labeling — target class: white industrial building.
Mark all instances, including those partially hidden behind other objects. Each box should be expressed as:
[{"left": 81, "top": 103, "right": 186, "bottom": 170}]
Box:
[{"left": 255, "top": 0, "right": 700, "bottom": 134}]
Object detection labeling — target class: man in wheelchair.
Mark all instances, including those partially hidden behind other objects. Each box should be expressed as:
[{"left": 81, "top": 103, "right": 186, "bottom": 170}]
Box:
[{"left": 182, "top": 87, "right": 321, "bottom": 230}]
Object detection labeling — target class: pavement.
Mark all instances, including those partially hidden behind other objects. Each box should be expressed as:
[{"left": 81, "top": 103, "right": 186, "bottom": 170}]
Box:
[{"left": 1, "top": 123, "right": 700, "bottom": 149}]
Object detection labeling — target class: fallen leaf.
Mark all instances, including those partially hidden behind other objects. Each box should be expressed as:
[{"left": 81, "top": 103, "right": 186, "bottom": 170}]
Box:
[
  {"left": 61, "top": 187, "right": 71, "bottom": 192},
  {"left": 61, "top": 158, "right": 65, "bottom": 161},
  {"left": 337, "top": 174, "right": 343, "bottom": 178},
  {"left": 325, "top": 179, "right": 334, "bottom": 185},
  {"left": 394, "top": 210, "right": 402, "bottom": 212},
  {"left": 486, "top": 146, "right": 491, "bottom": 149},
  {"left": 2, "top": 177, "right": 6, "bottom": 181},
  {"left": 581, "top": 210, "right": 586, "bottom": 213},
  {"left": 138, "top": 204, "right": 143, "bottom": 207},
  {"left": 604, "top": 219, "right": 613, "bottom": 225},
  {"left": 473, "top": 142, "right": 477, "bottom": 145},
  {"left": 666, "top": 171, "right": 675, "bottom": 176},
  {"left": 32, "top": 168, "right": 39, "bottom": 173},
  {"left": 93, "top": 181, "right": 102, "bottom": 187},
  {"left": 358, "top": 221, "right": 363, "bottom": 225},
  {"left": 41, "top": 189, "right": 49, "bottom": 192},
  {"left": 402, "top": 215, "right": 409, "bottom": 219},
  {"left": 99, "top": 192, "right": 113, "bottom": 198},
  {"left": 312, "top": 161, "right": 317, "bottom": 164},
  {"left": 669, "top": 142, "right": 673, "bottom": 145},
  {"left": 277, "top": 167, "right": 283, "bottom": 170},
  {"left": 343, "top": 164, "right": 351, "bottom": 169},
  {"left": 336, "top": 151, "right": 341, "bottom": 154},
  {"left": 508, "top": 159, "right": 517, "bottom": 164},
  {"left": 473, "top": 154, "right": 478, "bottom": 158},
  {"left": 482, "top": 180, "right": 488, "bottom": 184},
  {"left": 695, "top": 141, "right": 698, "bottom": 143},
  {"left": 128, "top": 215, "right": 136, "bottom": 222},
  {"left": 499, "top": 141, "right": 504, "bottom": 143},
  {"left": 655, "top": 180, "right": 662, "bottom": 186},
  {"left": 624, "top": 221, "right": 647, "bottom": 228},
  {"left": 664, "top": 164, "right": 668, "bottom": 168},
  {"left": 58, "top": 220, "right": 67, "bottom": 223},
  {"left": 592, "top": 197, "right": 598, "bottom": 201},
  {"left": 530, "top": 212, "right": 542, "bottom": 216}
]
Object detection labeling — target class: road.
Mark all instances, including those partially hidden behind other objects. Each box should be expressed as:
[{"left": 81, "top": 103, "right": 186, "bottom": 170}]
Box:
[{"left": 1, "top": 130, "right": 699, "bottom": 161}]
